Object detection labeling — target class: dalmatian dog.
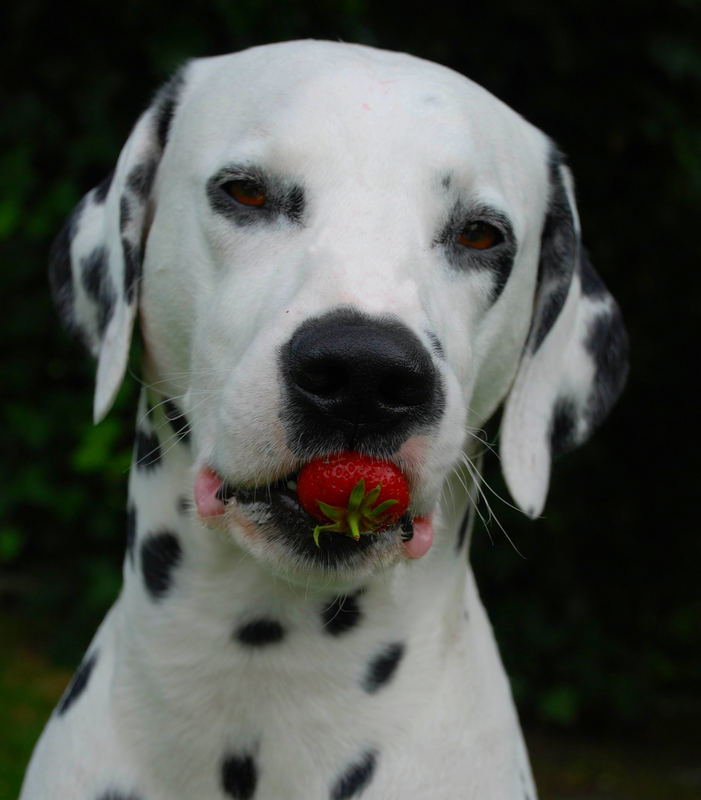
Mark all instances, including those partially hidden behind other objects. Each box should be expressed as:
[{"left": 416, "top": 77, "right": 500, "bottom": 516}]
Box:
[{"left": 22, "top": 40, "right": 627, "bottom": 800}]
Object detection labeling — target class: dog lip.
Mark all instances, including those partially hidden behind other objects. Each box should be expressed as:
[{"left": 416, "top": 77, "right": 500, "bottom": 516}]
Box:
[
  {"left": 216, "top": 472, "right": 299, "bottom": 506},
  {"left": 206, "top": 464, "right": 434, "bottom": 562}
]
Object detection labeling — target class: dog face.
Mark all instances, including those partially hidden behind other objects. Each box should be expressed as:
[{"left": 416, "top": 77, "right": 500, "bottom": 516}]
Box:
[{"left": 49, "top": 41, "right": 628, "bottom": 577}]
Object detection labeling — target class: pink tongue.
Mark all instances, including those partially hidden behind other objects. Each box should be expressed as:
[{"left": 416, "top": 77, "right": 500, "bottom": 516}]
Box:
[
  {"left": 402, "top": 515, "right": 434, "bottom": 559},
  {"left": 194, "top": 465, "right": 226, "bottom": 517}
]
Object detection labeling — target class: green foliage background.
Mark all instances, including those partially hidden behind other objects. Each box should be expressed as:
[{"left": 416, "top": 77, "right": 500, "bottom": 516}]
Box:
[{"left": 2, "top": 0, "right": 699, "bottom": 755}]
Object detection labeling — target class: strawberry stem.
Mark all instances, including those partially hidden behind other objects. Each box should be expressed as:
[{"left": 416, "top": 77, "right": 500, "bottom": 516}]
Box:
[{"left": 311, "top": 477, "right": 400, "bottom": 547}]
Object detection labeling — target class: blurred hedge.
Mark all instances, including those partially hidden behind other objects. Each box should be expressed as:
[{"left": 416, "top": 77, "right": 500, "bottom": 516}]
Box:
[{"left": 2, "top": 0, "right": 700, "bottom": 732}]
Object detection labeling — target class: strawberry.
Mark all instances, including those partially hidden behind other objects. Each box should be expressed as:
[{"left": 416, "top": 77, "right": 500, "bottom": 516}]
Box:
[{"left": 296, "top": 452, "right": 410, "bottom": 546}]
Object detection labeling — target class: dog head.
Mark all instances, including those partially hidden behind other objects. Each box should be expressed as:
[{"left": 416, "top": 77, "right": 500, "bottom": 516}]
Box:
[{"left": 49, "top": 41, "right": 627, "bottom": 576}]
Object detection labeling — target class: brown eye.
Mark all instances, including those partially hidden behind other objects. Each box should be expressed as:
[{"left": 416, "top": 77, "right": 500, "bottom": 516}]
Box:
[
  {"left": 224, "top": 179, "right": 267, "bottom": 207},
  {"left": 458, "top": 221, "right": 502, "bottom": 250}
]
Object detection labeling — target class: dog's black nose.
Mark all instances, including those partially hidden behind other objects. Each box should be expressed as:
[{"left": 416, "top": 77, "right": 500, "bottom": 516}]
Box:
[{"left": 281, "top": 310, "right": 442, "bottom": 454}]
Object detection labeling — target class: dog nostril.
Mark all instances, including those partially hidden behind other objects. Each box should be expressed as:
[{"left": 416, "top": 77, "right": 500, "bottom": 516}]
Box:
[{"left": 295, "top": 358, "right": 347, "bottom": 398}]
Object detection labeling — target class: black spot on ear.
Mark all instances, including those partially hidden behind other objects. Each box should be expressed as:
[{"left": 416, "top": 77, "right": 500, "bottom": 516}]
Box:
[
  {"left": 135, "top": 429, "right": 161, "bottom": 470},
  {"left": 236, "top": 619, "right": 286, "bottom": 647},
  {"left": 141, "top": 531, "right": 182, "bottom": 600},
  {"left": 441, "top": 172, "right": 453, "bottom": 189},
  {"left": 122, "top": 236, "right": 140, "bottom": 303},
  {"left": 531, "top": 282, "right": 569, "bottom": 351},
  {"left": 120, "top": 195, "right": 132, "bottom": 232},
  {"left": 456, "top": 502, "right": 473, "bottom": 553},
  {"left": 48, "top": 220, "right": 75, "bottom": 325},
  {"left": 578, "top": 249, "right": 607, "bottom": 298},
  {"left": 127, "top": 160, "right": 157, "bottom": 200},
  {"left": 57, "top": 651, "right": 98, "bottom": 715},
  {"left": 549, "top": 397, "right": 578, "bottom": 457},
  {"left": 363, "top": 642, "right": 405, "bottom": 693},
  {"left": 584, "top": 304, "right": 629, "bottom": 432},
  {"left": 126, "top": 504, "right": 137, "bottom": 566},
  {"left": 94, "top": 170, "right": 115, "bottom": 204},
  {"left": 322, "top": 593, "right": 363, "bottom": 636},
  {"left": 531, "top": 152, "right": 577, "bottom": 352},
  {"left": 330, "top": 749, "right": 377, "bottom": 800},
  {"left": 154, "top": 70, "right": 185, "bottom": 150},
  {"left": 48, "top": 195, "right": 88, "bottom": 340},
  {"left": 221, "top": 751, "right": 258, "bottom": 800},
  {"left": 81, "top": 246, "right": 107, "bottom": 298},
  {"left": 163, "top": 399, "right": 190, "bottom": 443},
  {"left": 81, "top": 247, "right": 116, "bottom": 337}
]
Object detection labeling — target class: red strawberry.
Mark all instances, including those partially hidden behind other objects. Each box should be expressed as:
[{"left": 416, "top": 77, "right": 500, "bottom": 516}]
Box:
[{"left": 296, "top": 452, "right": 410, "bottom": 546}]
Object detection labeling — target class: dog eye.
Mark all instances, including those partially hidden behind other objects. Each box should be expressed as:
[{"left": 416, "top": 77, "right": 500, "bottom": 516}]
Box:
[
  {"left": 458, "top": 221, "right": 503, "bottom": 250},
  {"left": 224, "top": 179, "right": 267, "bottom": 207}
]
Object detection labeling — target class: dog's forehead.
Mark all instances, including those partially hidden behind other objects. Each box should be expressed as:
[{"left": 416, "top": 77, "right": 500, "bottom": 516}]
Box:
[{"left": 177, "top": 42, "right": 547, "bottom": 195}]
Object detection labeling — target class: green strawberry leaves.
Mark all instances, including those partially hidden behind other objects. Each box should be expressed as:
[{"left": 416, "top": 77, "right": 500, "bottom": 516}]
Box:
[{"left": 312, "top": 478, "right": 399, "bottom": 547}]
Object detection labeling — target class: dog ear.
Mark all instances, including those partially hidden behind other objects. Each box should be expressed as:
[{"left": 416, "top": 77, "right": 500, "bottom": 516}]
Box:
[
  {"left": 500, "top": 154, "right": 629, "bottom": 518},
  {"left": 48, "top": 70, "right": 186, "bottom": 423}
]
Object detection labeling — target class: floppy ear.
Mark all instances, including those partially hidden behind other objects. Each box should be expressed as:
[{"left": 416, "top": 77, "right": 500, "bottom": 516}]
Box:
[
  {"left": 500, "top": 154, "right": 629, "bottom": 518},
  {"left": 49, "top": 70, "right": 186, "bottom": 423}
]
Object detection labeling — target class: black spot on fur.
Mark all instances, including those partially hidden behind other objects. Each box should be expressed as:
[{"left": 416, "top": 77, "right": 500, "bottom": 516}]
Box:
[
  {"left": 236, "top": 619, "right": 286, "bottom": 647},
  {"left": 322, "top": 593, "right": 363, "bottom": 636},
  {"left": 532, "top": 281, "right": 569, "bottom": 350},
  {"left": 425, "top": 330, "right": 445, "bottom": 359},
  {"left": 57, "top": 651, "right": 98, "bottom": 715},
  {"left": 135, "top": 429, "right": 161, "bottom": 469},
  {"left": 284, "top": 184, "right": 305, "bottom": 223},
  {"left": 95, "top": 791, "right": 142, "bottom": 800},
  {"left": 80, "top": 246, "right": 107, "bottom": 299},
  {"left": 578, "top": 249, "right": 607, "bottom": 298},
  {"left": 155, "top": 70, "right": 185, "bottom": 150},
  {"left": 330, "top": 749, "right": 377, "bottom": 800},
  {"left": 122, "top": 236, "right": 140, "bottom": 302},
  {"left": 531, "top": 153, "right": 577, "bottom": 351},
  {"left": 81, "top": 246, "right": 116, "bottom": 337},
  {"left": 583, "top": 305, "right": 629, "bottom": 432},
  {"left": 549, "top": 397, "right": 578, "bottom": 456},
  {"left": 126, "top": 504, "right": 137, "bottom": 566},
  {"left": 141, "top": 532, "right": 182, "bottom": 600},
  {"left": 363, "top": 642, "right": 405, "bottom": 693},
  {"left": 221, "top": 752, "right": 258, "bottom": 799},
  {"left": 177, "top": 495, "right": 192, "bottom": 515},
  {"left": 48, "top": 219, "right": 75, "bottom": 325},
  {"left": 48, "top": 195, "right": 88, "bottom": 344},
  {"left": 94, "top": 170, "right": 115, "bottom": 204},
  {"left": 163, "top": 399, "right": 190, "bottom": 443},
  {"left": 127, "top": 160, "right": 157, "bottom": 200},
  {"left": 120, "top": 195, "right": 132, "bottom": 232},
  {"left": 456, "top": 503, "right": 473, "bottom": 552}
]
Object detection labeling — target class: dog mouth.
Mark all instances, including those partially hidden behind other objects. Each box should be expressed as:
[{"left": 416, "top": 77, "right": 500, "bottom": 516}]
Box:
[{"left": 194, "top": 464, "right": 434, "bottom": 565}]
